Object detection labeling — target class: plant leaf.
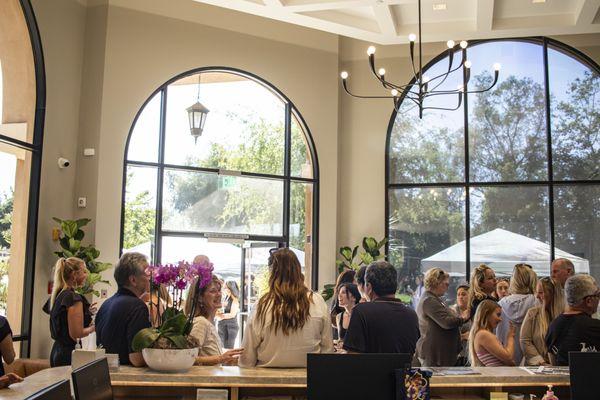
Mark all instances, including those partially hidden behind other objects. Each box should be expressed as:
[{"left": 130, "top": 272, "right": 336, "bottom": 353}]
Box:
[
  {"left": 165, "top": 334, "right": 188, "bottom": 349},
  {"left": 61, "top": 220, "right": 78, "bottom": 238},
  {"left": 321, "top": 284, "right": 335, "bottom": 301},
  {"left": 52, "top": 217, "right": 63, "bottom": 224},
  {"left": 68, "top": 238, "right": 81, "bottom": 251},
  {"left": 377, "top": 238, "right": 388, "bottom": 249},
  {"left": 132, "top": 328, "right": 161, "bottom": 351},
  {"left": 339, "top": 246, "right": 353, "bottom": 261},
  {"left": 76, "top": 218, "right": 91, "bottom": 228}
]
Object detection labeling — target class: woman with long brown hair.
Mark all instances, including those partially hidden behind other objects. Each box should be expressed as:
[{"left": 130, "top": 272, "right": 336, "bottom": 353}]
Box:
[
  {"left": 48, "top": 257, "right": 95, "bottom": 367},
  {"left": 468, "top": 264, "right": 497, "bottom": 319},
  {"left": 520, "top": 277, "right": 564, "bottom": 365},
  {"left": 239, "top": 248, "right": 333, "bottom": 367},
  {"left": 185, "top": 275, "right": 243, "bottom": 365}
]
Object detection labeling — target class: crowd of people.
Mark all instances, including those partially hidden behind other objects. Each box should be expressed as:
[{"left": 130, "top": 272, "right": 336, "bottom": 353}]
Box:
[{"left": 1, "top": 250, "right": 599, "bottom": 387}]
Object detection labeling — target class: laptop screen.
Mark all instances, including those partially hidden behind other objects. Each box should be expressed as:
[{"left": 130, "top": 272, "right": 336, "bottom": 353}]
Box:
[
  {"left": 307, "top": 353, "right": 412, "bottom": 400},
  {"left": 71, "top": 357, "right": 113, "bottom": 400},
  {"left": 25, "top": 379, "right": 71, "bottom": 400}
]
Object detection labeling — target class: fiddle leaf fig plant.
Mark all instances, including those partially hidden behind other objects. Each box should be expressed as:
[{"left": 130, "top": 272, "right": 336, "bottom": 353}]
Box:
[
  {"left": 53, "top": 217, "right": 111, "bottom": 296},
  {"left": 322, "top": 236, "right": 388, "bottom": 300}
]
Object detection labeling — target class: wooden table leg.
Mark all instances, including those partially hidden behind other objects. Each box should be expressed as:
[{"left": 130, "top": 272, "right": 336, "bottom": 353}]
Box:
[{"left": 230, "top": 387, "right": 239, "bottom": 400}]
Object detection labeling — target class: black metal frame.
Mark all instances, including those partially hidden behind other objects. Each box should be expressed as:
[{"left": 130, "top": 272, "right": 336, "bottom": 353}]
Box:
[
  {"left": 385, "top": 37, "right": 600, "bottom": 281},
  {"left": 119, "top": 67, "right": 320, "bottom": 289},
  {"left": 0, "top": 0, "right": 46, "bottom": 356}
]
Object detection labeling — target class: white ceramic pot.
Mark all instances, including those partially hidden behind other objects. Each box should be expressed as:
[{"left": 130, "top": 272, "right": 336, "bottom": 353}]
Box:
[{"left": 142, "top": 347, "right": 199, "bottom": 372}]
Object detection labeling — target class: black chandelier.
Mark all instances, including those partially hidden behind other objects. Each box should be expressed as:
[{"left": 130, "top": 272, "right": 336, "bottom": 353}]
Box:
[{"left": 340, "top": 0, "right": 501, "bottom": 119}]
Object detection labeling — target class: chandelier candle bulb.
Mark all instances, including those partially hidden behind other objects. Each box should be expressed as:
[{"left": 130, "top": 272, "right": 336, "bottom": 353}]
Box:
[
  {"left": 447, "top": 40, "right": 455, "bottom": 48},
  {"left": 464, "top": 60, "right": 472, "bottom": 68},
  {"left": 340, "top": 71, "right": 349, "bottom": 79},
  {"left": 408, "top": 33, "right": 417, "bottom": 42},
  {"left": 460, "top": 40, "right": 468, "bottom": 49},
  {"left": 391, "top": 89, "right": 399, "bottom": 97},
  {"left": 378, "top": 68, "right": 386, "bottom": 76},
  {"left": 367, "top": 46, "right": 376, "bottom": 55},
  {"left": 494, "top": 63, "right": 501, "bottom": 71}
]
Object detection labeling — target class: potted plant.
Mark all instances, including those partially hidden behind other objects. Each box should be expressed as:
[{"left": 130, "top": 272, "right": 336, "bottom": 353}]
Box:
[
  {"left": 322, "top": 236, "right": 387, "bottom": 301},
  {"left": 53, "top": 217, "right": 111, "bottom": 297},
  {"left": 132, "top": 260, "right": 213, "bottom": 372}
]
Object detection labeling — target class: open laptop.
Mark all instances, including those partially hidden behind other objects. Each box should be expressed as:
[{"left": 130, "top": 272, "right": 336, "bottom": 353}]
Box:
[
  {"left": 307, "top": 353, "right": 412, "bottom": 400},
  {"left": 25, "top": 379, "right": 72, "bottom": 400},
  {"left": 569, "top": 351, "right": 600, "bottom": 400},
  {"left": 71, "top": 357, "right": 113, "bottom": 400}
]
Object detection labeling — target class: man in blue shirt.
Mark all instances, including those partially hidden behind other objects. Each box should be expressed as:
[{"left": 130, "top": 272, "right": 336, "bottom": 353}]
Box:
[{"left": 96, "top": 252, "right": 151, "bottom": 367}]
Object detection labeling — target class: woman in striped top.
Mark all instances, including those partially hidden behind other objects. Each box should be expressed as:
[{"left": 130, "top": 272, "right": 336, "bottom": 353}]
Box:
[{"left": 469, "top": 299, "right": 516, "bottom": 366}]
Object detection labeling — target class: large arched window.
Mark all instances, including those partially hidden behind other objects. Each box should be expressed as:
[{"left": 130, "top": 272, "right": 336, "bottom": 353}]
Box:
[
  {"left": 0, "top": 0, "right": 45, "bottom": 356},
  {"left": 121, "top": 68, "right": 318, "bottom": 340},
  {"left": 387, "top": 38, "right": 599, "bottom": 302}
]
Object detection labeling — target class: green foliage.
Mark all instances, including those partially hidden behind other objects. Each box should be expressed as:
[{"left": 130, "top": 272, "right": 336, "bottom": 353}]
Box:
[
  {"left": 53, "top": 217, "right": 111, "bottom": 296},
  {"left": 0, "top": 259, "right": 8, "bottom": 312},
  {"left": 0, "top": 193, "right": 13, "bottom": 249},
  {"left": 336, "top": 236, "right": 387, "bottom": 273},
  {"left": 132, "top": 307, "right": 194, "bottom": 351},
  {"left": 123, "top": 189, "right": 155, "bottom": 250},
  {"left": 320, "top": 283, "right": 335, "bottom": 302}
]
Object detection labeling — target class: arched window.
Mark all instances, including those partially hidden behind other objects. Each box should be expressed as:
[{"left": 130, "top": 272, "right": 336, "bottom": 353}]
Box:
[
  {"left": 387, "top": 38, "right": 599, "bottom": 301},
  {"left": 121, "top": 68, "right": 319, "bottom": 340},
  {"left": 0, "top": 0, "right": 45, "bottom": 356}
]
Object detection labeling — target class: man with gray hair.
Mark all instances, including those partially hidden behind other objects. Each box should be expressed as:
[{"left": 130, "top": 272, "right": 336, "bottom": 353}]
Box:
[
  {"left": 95, "top": 252, "right": 151, "bottom": 367},
  {"left": 545, "top": 274, "right": 600, "bottom": 365},
  {"left": 343, "top": 261, "right": 420, "bottom": 354},
  {"left": 551, "top": 258, "right": 575, "bottom": 287}
]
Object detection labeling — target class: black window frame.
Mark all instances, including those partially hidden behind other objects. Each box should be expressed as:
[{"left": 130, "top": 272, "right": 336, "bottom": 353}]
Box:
[
  {"left": 0, "top": 0, "right": 46, "bottom": 357},
  {"left": 120, "top": 67, "right": 320, "bottom": 289},
  {"left": 385, "top": 37, "right": 600, "bottom": 281}
]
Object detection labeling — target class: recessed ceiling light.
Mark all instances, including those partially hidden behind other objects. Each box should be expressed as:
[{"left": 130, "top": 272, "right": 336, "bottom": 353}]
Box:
[
  {"left": 532, "top": 0, "right": 546, "bottom": 3},
  {"left": 432, "top": 3, "right": 447, "bottom": 11}
]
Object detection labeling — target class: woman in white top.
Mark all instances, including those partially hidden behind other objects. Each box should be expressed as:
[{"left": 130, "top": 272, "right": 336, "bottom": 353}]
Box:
[
  {"left": 239, "top": 248, "right": 334, "bottom": 368},
  {"left": 185, "top": 274, "right": 243, "bottom": 365}
]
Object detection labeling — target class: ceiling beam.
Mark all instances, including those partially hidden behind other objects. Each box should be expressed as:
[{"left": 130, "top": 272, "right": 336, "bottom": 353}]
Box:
[
  {"left": 574, "top": 0, "right": 600, "bottom": 26},
  {"left": 263, "top": 0, "right": 283, "bottom": 5},
  {"left": 373, "top": 3, "right": 398, "bottom": 36},
  {"left": 476, "top": 0, "right": 494, "bottom": 32},
  {"left": 284, "top": 1, "right": 372, "bottom": 13}
]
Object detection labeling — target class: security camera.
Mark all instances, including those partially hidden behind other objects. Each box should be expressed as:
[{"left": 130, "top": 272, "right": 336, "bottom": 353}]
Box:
[{"left": 58, "top": 157, "right": 71, "bottom": 169}]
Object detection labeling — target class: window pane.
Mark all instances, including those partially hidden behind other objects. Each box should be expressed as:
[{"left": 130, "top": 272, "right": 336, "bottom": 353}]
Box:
[
  {"left": 468, "top": 41, "right": 547, "bottom": 182},
  {"left": 290, "top": 116, "right": 313, "bottom": 178},
  {"left": 549, "top": 47, "right": 600, "bottom": 181},
  {"left": 163, "top": 72, "right": 285, "bottom": 175},
  {"left": 0, "top": 145, "right": 31, "bottom": 338},
  {"left": 554, "top": 185, "right": 599, "bottom": 280},
  {"left": 163, "top": 169, "right": 283, "bottom": 236},
  {"left": 470, "top": 186, "right": 549, "bottom": 277},
  {"left": 127, "top": 92, "right": 161, "bottom": 163},
  {"left": 389, "top": 52, "right": 464, "bottom": 184},
  {"left": 122, "top": 166, "right": 157, "bottom": 261},
  {"left": 290, "top": 181, "right": 312, "bottom": 282},
  {"left": 388, "top": 187, "right": 466, "bottom": 304}
]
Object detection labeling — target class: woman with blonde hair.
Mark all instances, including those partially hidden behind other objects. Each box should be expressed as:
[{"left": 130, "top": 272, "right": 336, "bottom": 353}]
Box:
[
  {"left": 239, "top": 248, "right": 333, "bottom": 367},
  {"left": 416, "top": 268, "right": 468, "bottom": 366},
  {"left": 185, "top": 275, "right": 243, "bottom": 365},
  {"left": 469, "top": 299, "right": 516, "bottom": 366},
  {"left": 496, "top": 263, "right": 538, "bottom": 365},
  {"left": 48, "top": 257, "right": 95, "bottom": 367},
  {"left": 468, "top": 264, "right": 497, "bottom": 319},
  {"left": 520, "top": 277, "right": 564, "bottom": 365}
]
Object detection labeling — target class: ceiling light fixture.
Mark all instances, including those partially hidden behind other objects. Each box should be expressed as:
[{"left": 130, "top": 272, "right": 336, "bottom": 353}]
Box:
[
  {"left": 432, "top": 3, "right": 447, "bottom": 11},
  {"left": 339, "top": 0, "right": 501, "bottom": 119}
]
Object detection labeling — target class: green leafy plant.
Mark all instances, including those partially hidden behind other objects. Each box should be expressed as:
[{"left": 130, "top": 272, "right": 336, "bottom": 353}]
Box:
[
  {"left": 322, "top": 236, "right": 388, "bottom": 300},
  {"left": 53, "top": 217, "right": 111, "bottom": 296}
]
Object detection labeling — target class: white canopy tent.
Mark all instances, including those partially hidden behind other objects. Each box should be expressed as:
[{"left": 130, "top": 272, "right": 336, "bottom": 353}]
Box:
[{"left": 421, "top": 228, "right": 589, "bottom": 277}]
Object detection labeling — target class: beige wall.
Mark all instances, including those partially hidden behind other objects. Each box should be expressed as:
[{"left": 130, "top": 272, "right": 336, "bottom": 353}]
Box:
[{"left": 26, "top": 0, "right": 600, "bottom": 359}]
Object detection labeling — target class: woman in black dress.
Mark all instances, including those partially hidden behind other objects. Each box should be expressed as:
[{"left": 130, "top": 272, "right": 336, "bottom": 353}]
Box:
[
  {"left": 217, "top": 280, "right": 240, "bottom": 349},
  {"left": 0, "top": 316, "right": 15, "bottom": 376},
  {"left": 49, "top": 257, "right": 95, "bottom": 367}
]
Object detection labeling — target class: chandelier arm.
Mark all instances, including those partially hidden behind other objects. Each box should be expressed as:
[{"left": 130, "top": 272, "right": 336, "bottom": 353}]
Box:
[
  {"left": 409, "top": 41, "right": 420, "bottom": 83},
  {"left": 464, "top": 71, "right": 500, "bottom": 94},
  {"left": 426, "top": 50, "right": 465, "bottom": 84},
  {"left": 342, "top": 79, "right": 404, "bottom": 99},
  {"left": 368, "top": 54, "right": 394, "bottom": 90},
  {"left": 422, "top": 92, "right": 463, "bottom": 111}
]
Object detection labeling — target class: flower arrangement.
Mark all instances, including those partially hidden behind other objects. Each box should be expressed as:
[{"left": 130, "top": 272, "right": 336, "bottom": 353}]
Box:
[{"left": 132, "top": 260, "right": 213, "bottom": 351}]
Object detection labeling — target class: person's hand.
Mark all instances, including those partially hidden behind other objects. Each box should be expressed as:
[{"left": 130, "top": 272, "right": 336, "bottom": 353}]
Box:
[
  {"left": 219, "top": 348, "right": 244, "bottom": 365},
  {"left": 508, "top": 322, "right": 516, "bottom": 337},
  {"left": 139, "top": 292, "right": 151, "bottom": 302},
  {"left": 0, "top": 373, "right": 23, "bottom": 388},
  {"left": 215, "top": 310, "right": 224, "bottom": 321},
  {"left": 89, "top": 302, "right": 98, "bottom": 315}
]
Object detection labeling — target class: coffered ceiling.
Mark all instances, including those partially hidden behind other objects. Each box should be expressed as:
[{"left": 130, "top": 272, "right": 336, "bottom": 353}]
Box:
[{"left": 193, "top": 0, "right": 600, "bottom": 44}]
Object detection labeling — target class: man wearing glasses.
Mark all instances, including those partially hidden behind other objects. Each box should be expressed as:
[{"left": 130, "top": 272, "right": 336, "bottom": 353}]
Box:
[{"left": 545, "top": 274, "right": 600, "bottom": 366}]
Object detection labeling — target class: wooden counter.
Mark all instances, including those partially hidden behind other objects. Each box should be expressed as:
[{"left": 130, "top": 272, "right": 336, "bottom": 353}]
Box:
[{"left": 0, "top": 365, "right": 571, "bottom": 400}]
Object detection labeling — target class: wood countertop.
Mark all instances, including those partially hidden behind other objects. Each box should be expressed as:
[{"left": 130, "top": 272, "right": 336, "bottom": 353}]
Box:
[{"left": 0, "top": 365, "right": 570, "bottom": 399}]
